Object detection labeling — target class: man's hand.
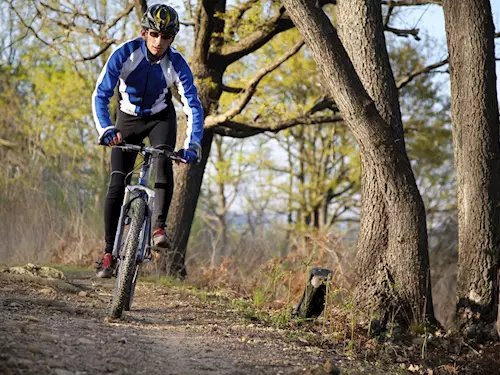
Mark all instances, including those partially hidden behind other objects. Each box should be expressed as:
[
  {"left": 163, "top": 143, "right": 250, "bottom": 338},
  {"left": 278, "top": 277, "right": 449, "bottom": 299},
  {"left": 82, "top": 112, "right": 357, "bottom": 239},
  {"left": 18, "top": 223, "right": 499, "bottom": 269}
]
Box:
[
  {"left": 177, "top": 148, "right": 198, "bottom": 164},
  {"left": 102, "top": 129, "right": 122, "bottom": 146}
]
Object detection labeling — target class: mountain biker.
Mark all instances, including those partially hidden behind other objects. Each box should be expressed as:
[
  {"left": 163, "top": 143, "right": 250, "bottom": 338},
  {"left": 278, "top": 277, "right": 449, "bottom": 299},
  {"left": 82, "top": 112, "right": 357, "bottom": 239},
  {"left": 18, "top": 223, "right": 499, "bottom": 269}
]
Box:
[{"left": 92, "top": 4, "right": 204, "bottom": 278}]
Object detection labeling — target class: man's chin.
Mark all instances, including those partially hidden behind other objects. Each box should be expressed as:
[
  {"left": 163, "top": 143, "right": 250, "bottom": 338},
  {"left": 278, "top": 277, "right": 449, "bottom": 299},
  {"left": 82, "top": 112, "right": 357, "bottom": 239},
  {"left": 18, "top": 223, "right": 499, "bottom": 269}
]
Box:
[{"left": 151, "top": 49, "right": 164, "bottom": 55}]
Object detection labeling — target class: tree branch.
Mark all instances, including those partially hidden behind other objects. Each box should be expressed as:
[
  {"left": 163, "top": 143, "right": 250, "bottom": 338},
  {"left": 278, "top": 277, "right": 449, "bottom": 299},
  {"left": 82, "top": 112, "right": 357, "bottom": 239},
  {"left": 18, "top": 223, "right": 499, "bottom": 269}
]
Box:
[
  {"left": 78, "top": 42, "right": 114, "bottom": 61},
  {"left": 135, "top": 0, "right": 147, "bottom": 24},
  {"left": 226, "top": 0, "right": 260, "bottom": 34},
  {"left": 103, "top": 3, "right": 135, "bottom": 33},
  {"left": 218, "top": 6, "right": 295, "bottom": 66},
  {"left": 39, "top": 1, "right": 104, "bottom": 25},
  {"left": 205, "top": 40, "right": 305, "bottom": 127},
  {"left": 212, "top": 115, "right": 343, "bottom": 138},
  {"left": 396, "top": 58, "right": 448, "bottom": 88},
  {"left": 385, "top": 26, "right": 420, "bottom": 40},
  {"left": 221, "top": 84, "right": 244, "bottom": 93}
]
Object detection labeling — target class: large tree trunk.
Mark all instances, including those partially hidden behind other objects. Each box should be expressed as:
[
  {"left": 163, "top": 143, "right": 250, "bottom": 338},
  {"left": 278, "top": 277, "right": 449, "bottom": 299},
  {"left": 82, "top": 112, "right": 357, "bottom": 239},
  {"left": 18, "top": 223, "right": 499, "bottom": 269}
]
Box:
[
  {"left": 442, "top": 0, "right": 500, "bottom": 336},
  {"left": 336, "top": 0, "right": 435, "bottom": 325},
  {"left": 282, "top": 0, "right": 435, "bottom": 326},
  {"left": 163, "top": 0, "right": 225, "bottom": 277}
]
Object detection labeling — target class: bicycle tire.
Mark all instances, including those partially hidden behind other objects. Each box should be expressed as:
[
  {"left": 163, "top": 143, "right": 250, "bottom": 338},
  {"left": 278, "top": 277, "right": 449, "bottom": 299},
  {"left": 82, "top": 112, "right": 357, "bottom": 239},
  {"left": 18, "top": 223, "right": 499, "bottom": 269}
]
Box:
[
  {"left": 124, "top": 265, "right": 139, "bottom": 311},
  {"left": 109, "top": 197, "right": 146, "bottom": 318}
]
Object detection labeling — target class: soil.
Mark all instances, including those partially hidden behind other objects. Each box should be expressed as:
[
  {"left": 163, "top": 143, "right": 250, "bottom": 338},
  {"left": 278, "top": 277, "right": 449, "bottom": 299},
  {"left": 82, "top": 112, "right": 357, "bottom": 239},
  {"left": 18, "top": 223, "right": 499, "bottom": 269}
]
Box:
[{"left": 0, "top": 267, "right": 499, "bottom": 375}]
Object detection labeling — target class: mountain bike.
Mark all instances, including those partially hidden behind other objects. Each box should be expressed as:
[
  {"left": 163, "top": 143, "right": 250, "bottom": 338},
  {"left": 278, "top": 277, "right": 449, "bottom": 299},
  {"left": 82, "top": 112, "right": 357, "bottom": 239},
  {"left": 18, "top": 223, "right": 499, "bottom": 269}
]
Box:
[{"left": 106, "top": 143, "right": 184, "bottom": 319}]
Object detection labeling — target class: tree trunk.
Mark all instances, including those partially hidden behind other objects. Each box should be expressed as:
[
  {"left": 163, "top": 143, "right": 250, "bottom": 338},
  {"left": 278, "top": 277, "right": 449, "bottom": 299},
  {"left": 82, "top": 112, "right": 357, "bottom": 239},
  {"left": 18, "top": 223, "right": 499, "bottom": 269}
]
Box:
[
  {"left": 336, "top": 0, "right": 435, "bottom": 324},
  {"left": 442, "top": 0, "right": 500, "bottom": 336},
  {"left": 163, "top": 0, "right": 225, "bottom": 277},
  {"left": 282, "top": 0, "right": 435, "bottom": 326}
]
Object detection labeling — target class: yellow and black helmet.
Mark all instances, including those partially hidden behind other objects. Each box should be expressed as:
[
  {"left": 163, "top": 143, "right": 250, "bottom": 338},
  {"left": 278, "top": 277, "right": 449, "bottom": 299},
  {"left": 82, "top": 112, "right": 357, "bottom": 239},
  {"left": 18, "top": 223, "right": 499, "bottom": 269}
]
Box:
[{"left": 141, "top": 4, "right": 180, "bottom": 35}]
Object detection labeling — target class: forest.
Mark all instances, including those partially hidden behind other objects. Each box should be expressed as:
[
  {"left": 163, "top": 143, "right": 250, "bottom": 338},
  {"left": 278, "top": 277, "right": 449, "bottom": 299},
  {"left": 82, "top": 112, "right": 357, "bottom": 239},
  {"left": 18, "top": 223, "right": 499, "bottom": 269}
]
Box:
[{"left": 1, "top": 0, "right": 499, "bottom": 350}]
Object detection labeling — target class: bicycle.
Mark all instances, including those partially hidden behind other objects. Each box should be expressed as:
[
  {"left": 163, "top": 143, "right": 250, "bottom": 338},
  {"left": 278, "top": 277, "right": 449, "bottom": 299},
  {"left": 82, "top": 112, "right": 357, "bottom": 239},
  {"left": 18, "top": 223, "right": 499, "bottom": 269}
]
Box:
[{"left": 104, "top": 143, "right": 184, "bottom": 319}]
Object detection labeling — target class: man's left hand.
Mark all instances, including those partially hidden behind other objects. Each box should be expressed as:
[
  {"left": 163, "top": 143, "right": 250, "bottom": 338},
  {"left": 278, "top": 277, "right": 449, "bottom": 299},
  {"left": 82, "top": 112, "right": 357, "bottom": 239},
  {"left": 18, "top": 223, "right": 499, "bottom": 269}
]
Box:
[{"left": 177, "top": 148, "right": 198, "bottom": 164}]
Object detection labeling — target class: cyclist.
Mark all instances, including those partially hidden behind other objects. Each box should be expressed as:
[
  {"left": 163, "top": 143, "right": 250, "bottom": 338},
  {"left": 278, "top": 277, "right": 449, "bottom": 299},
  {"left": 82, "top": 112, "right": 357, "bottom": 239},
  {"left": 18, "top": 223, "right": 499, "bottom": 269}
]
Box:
[{"left": 92, "top": 4, "right": 204, "bottom": 278}]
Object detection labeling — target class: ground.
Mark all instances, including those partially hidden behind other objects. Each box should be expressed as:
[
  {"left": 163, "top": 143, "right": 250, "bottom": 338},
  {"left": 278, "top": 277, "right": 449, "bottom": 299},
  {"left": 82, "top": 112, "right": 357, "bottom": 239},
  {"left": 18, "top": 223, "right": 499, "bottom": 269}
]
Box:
[{"left": 0, "top": 266, "right": 499, "bottom": 375}]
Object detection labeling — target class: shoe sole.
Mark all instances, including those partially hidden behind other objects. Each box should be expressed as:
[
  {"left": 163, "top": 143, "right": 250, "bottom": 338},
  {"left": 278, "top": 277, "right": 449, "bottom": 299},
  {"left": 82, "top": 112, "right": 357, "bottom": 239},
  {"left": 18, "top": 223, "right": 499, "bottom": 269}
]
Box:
[{"left": 96, "top": 270, "right": 113, "bottom": 278}]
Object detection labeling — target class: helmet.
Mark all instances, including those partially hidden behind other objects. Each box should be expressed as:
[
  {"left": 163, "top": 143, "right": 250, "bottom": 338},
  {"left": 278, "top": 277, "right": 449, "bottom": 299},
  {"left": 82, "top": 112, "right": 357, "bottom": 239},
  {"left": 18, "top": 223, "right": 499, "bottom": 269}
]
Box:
[{"left": 141, "top": 4, "right": 180, "bottom": 35}]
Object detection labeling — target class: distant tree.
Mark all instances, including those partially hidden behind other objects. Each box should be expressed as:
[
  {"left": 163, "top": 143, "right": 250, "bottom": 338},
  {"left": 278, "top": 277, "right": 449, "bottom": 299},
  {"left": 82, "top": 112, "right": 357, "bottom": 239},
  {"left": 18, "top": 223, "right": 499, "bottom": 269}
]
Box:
[{"left": 442, "top": 0, "right": 500, "bottom": 337}]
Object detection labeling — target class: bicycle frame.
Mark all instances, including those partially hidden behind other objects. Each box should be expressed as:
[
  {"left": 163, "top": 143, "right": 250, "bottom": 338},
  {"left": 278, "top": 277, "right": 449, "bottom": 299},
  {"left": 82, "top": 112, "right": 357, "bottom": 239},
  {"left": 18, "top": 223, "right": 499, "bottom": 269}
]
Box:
[{"left": 111, "top": 144, "right": 178, "bottom": 265}]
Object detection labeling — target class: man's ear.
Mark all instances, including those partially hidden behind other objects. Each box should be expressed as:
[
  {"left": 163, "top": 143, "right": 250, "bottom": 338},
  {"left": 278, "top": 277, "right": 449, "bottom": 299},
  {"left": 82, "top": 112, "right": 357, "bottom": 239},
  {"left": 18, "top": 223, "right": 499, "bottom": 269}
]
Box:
[{"left": 140, "top": 29, "right": 147, "bottom": 40}]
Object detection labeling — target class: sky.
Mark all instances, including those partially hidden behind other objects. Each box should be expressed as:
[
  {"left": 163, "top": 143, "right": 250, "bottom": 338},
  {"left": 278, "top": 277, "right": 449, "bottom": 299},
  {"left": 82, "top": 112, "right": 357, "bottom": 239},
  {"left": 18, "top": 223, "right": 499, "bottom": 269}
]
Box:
[{"left": 389, "top": 2, "right": 500, "bottom": 100}]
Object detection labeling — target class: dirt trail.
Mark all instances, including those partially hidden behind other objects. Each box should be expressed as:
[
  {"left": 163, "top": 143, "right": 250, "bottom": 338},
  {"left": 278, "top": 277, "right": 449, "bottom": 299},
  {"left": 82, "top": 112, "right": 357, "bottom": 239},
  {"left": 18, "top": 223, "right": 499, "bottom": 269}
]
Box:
[{"left": 0, "top": 268, "right": 338, "bottom": 375}]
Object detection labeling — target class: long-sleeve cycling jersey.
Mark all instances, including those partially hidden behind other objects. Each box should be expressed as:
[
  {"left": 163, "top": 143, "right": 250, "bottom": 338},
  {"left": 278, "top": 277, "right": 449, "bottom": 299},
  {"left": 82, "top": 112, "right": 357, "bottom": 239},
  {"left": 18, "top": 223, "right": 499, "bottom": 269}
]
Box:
[{"left": 92, "top": 38, "right": 204, "bottom": 153}]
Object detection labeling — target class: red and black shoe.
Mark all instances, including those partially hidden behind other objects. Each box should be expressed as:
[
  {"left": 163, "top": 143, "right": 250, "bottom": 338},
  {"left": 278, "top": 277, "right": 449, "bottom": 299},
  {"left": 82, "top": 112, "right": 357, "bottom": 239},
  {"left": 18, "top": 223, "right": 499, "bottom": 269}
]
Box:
[
  {"left": 153, "top": 228, "right": 169, "bottom": 248},
  {"left": 96, "top": 253, "right": 116, "bottom": 278}
]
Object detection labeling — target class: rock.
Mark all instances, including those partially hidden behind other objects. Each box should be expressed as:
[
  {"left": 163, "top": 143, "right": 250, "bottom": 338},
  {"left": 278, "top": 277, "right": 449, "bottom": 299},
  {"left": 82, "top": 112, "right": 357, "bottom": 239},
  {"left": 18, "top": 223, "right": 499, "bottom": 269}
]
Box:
[
  {"left": 27, "top": 344, "right": 43, "bottom": 354},
  {"left": 54, "top": 369, "right": 74, "bottom": 375},
  {"left": 23, "top": 315, "right": 40, "bottom": 322},
  {"left": 76, "top": 338, "right": 93, "bottom": 345},
  {"left": 5, "top": 264, "right": 66, "bottom": 280},
  {"left": 39, "top": 288, "right": 54, "bottom": 295},
  {"left": 7, "top": 266, "right": 34, "bottom": 276},
  {"left": 40, "top": 332, "right": 58, "bottom": 343},
  {"left": 77, "top": 291, "right": 89, "bottom": 297},
  {"left": 7, "top": 357, "right": 33, "bottom": 368},
  {"left": 323, "top": 359, "right": 340, "bottom": 375},
  {"left": 37, "top": 266, "right": 66, "bottom": 280},
  {"left": 412, "top": 337, "right": 425, "bottom": 346}
]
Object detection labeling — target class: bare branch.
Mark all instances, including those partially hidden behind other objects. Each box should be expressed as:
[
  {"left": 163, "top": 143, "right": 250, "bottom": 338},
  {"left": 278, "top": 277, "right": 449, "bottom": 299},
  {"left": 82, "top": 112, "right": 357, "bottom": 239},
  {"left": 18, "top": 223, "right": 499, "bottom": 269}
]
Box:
[
  {"left": 306, "top": 95, "right": 339, "bottom": 115},
  {"left": 212, "top": 115, "right": 343, "bottom": 138},
  {"left": 184, "top": 0, "right": 194, "bottom": 20},
  {"left": 396, "top": 58, "right": 448, "bottom": 89},
  {"left": 384, "top": 1, "right": 395, "bottom": 27},
  {"left": 78, "top": 42, "right": 114, "bottom": 61},
  {"left": 104, "top": 3, "right": 135, "bottom": 33},
  {"left": 135, "top": 0, "right": 147, "bottom": 23},
  {"left": 39, "top": 1, "right": 105, "bottom": 25},
  {"left": 180, "top": 21, "right": 196, "bottom": 27},
  {"left": 205, "top": 40, "right": 305, "bottom": 127},
  {"left": 221, "top": 84, "right": 244, "bottom": 93},
  {"left": 385, "top": 26, "right": 420, "bottom": 40}
]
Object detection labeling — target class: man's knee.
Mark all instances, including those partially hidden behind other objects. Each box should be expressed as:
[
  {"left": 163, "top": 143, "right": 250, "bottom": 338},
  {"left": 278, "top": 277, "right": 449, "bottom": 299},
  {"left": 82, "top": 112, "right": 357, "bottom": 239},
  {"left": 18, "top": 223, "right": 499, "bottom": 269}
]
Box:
[{"left": 108, "top": 171, "right": 128, "bottom": 193}]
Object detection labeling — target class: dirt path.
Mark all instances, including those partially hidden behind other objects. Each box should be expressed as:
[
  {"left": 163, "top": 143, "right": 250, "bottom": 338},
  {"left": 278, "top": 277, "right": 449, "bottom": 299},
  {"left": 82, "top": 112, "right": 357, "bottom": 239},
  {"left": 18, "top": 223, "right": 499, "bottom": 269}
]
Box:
[{"left": 0, "top": 269, "right": 338, "bottom": 375}]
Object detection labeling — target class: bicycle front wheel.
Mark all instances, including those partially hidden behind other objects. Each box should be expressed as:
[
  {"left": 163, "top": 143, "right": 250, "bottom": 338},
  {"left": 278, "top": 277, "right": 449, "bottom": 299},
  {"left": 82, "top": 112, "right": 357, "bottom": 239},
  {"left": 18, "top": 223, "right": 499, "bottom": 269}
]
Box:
[{"left": 110, "top": 197, "right": 146, "bottom": 319}]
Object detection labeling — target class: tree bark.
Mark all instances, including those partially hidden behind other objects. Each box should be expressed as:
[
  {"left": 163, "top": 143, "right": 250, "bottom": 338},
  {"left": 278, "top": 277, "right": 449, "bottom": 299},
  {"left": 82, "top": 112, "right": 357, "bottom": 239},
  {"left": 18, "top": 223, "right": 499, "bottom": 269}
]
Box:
[
  {"left": 163, "top": 0, "right": 225, "bottom": 277},
  {"left": 281, "top": 0, "right": 435, "bottom": 326},
  {"left": 442, "top": 0, "right": 500, "bottom": 335},
  {"left": 336, "top": 0, "right": 435, "bottom": 324}
]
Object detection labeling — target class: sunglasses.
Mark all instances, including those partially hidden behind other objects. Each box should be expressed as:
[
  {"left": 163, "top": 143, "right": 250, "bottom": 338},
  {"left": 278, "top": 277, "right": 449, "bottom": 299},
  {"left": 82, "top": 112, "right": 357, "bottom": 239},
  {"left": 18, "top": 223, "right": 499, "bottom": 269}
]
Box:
[{"left": 148, "top": 30, "right": 174, "bottom": 40}]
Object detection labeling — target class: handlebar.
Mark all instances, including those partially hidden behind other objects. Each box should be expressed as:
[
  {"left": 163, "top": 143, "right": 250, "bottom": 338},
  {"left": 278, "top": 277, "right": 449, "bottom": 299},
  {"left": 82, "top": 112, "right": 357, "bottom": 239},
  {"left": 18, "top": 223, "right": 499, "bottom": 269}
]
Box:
[{"left": 109, "top": 143, "right": 186, "bottom": 163}]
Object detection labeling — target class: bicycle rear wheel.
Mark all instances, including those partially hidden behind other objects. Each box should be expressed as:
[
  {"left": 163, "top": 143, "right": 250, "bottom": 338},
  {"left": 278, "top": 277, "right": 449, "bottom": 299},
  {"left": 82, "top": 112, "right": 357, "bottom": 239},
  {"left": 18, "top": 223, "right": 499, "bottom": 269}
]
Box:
[{"left": 110, "top": 197, "right": 146, "bottom": 319}]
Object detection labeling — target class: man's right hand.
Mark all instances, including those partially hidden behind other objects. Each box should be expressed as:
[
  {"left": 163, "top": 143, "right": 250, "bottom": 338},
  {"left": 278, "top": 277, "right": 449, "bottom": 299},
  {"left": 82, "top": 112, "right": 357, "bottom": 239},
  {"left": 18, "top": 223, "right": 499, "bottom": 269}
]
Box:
[{"left": 102, "top": 129, "right": 122, "bottom": 146}]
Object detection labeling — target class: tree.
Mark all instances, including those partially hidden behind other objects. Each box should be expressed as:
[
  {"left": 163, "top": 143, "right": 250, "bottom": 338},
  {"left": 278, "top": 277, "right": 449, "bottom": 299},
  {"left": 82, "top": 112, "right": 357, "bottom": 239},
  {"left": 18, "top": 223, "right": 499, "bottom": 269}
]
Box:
[
  {"left": 281, "top": 0, "right": 436, "bottom": 326},
  {"left": 442, "top": 0, "right": 500, "bottom": 337},
  {"left": 164, "top": 1, "right": 334, "bottom": 277}
]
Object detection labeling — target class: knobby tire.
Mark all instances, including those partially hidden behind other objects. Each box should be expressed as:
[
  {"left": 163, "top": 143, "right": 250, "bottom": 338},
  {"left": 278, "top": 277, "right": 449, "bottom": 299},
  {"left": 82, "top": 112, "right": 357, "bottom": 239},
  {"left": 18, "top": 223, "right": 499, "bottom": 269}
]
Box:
[{"left": 109, "top": 198, "right": 146, "bottom": 319}]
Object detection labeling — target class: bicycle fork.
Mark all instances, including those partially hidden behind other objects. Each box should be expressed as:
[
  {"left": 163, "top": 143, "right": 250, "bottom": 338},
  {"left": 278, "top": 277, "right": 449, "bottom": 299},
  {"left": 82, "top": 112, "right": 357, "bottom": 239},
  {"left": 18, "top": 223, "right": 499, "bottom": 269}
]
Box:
[{"left": 112, "top": 186, "right": 156, "bottom": 263}]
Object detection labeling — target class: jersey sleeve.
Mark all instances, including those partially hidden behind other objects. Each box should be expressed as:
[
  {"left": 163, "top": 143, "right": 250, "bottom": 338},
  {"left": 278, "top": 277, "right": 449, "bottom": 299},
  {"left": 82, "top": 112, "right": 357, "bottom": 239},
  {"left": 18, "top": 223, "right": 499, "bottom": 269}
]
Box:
[
  {"left": 91, "top": 45, "right": 129, "bottom": 141},
  {"left": 171, "top": 50, "right": 204, "bottom": 156}
]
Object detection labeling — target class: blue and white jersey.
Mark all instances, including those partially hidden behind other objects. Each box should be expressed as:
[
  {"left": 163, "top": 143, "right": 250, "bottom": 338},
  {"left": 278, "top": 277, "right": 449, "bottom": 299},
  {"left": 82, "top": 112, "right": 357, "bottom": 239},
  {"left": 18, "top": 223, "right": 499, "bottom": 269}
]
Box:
[{"left": 92, "top": 38, "right": 204, "bottom": 153}]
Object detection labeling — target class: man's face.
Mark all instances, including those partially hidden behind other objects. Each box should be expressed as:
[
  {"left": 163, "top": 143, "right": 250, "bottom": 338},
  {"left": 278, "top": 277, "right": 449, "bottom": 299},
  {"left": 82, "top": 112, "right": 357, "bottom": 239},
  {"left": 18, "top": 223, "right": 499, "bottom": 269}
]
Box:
[{"left": 141, "top": 29, "right": 174, "bottom": 56}]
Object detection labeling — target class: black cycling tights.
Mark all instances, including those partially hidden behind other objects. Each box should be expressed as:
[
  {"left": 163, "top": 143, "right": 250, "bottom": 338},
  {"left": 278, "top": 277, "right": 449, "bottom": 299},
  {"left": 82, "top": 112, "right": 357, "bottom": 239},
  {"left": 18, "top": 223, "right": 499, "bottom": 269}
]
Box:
[{"left": 104, "top": 107, "right": 177, "bottom": 253}]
